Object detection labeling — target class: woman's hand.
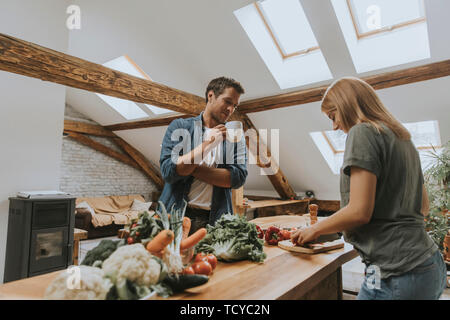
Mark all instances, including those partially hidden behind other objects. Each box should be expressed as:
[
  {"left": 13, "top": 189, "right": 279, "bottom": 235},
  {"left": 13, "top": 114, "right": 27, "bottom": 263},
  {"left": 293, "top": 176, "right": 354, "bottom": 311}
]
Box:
[{"left": 291, "top": 225, "right": 319, "bottom": 246}]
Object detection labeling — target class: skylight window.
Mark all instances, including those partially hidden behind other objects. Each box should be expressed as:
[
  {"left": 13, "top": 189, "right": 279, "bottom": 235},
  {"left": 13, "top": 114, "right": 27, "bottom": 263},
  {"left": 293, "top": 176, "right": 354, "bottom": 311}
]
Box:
[
  {"left": 97, "top": 55, "right": 173, "bottom": 120},
  {"left": 348, "top": 0, "right": 426, "bottom": 37},
  {"left": 323, "top": 130, "right": 347, "bottom": 153},
  {"left": 311, "top": 120, "right": 442, "bottom": 175},
  {"left": 331, "top": 0, "right": 430, "bottom": 73},
  {"left": 234, "top": 0, "right": 332, "bottom": 89},
  {"left": 310, "top": 131, "right": 344, "bottom": 174}
]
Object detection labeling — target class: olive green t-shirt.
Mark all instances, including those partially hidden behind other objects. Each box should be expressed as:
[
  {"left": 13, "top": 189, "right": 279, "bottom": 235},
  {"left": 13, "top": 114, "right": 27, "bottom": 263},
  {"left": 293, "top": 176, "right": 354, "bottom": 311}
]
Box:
[{"left": 340, "top": 123, "right": 438, "bottom": 279}]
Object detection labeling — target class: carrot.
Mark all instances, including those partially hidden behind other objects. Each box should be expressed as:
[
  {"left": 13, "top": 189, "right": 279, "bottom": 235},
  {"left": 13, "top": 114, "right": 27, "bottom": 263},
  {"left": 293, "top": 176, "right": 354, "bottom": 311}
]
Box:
[
  {"left": 180, "top": 228, "right": 207, "bottom": 250},
  {"left": 182, "top": 217, "right": 191, "bottom": 240},
  {"left": 152, "top": 249, "right": 165, "bottom": 259},
  {"left": 146, "top": 230, "right": 174, "bottom": 253}
]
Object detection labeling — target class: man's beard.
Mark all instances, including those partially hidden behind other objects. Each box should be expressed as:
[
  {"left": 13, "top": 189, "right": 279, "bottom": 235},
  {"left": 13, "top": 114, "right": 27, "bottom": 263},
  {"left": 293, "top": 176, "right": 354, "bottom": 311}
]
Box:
[{"left": 211, "top": 111, "right": 226, "bottom": 125}]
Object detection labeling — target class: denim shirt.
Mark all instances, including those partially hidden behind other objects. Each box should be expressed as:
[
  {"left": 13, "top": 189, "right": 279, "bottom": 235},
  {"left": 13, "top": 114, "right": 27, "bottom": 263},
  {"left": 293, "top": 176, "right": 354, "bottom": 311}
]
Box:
[{"left": 158, "top": 112, "right": 248, "bottom": 225}]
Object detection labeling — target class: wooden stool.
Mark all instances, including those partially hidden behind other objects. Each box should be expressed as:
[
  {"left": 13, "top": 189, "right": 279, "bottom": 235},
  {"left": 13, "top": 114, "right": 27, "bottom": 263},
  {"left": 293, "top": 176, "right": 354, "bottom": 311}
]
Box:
[{"left": 73, "top": 228, "right": 88, "bottom": 265}]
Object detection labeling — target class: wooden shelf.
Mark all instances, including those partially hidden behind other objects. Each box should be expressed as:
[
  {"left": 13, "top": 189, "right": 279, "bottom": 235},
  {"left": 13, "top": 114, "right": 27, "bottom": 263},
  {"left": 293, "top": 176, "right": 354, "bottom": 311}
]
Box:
[{"left": 238, "top": 199, "right": 311, "bottom": 209}]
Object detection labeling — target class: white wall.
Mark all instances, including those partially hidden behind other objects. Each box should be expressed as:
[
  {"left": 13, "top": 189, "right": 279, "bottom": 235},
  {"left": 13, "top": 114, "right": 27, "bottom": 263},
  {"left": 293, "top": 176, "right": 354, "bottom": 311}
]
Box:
[{"left": 0, "top": 0, "right": 70, "bottom": 283}]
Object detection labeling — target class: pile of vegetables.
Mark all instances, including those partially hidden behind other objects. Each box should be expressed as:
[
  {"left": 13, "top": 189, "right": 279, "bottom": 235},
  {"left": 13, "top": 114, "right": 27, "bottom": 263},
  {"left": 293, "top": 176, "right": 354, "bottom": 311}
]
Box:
[
  {"left": 117, "top": 200, "right": 209, "bottom": 272},
  {"left": 46, "top": 201, "right": 212, "bottom": 300},
  {"left": 46, "top": 243, "right": 167, "bottom": 300},
  {"left": 195, "top": 214, "right": 267, "bottom": 263}
]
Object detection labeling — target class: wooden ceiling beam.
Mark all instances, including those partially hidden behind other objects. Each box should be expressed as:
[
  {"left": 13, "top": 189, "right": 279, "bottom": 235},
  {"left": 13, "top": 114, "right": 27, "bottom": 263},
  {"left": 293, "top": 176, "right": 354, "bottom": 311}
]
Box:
[
  {"left": 238, "top": 59, "right": 450, "bottom": 114},
  {"left": 0, "top": 33, "right": 204, "bottom": 115},
  {"left": 64, "top": 120, "right": 116, "bottom": 137},
  {"left": 104, "top": 113, "right": 191, "bottom": 131}
]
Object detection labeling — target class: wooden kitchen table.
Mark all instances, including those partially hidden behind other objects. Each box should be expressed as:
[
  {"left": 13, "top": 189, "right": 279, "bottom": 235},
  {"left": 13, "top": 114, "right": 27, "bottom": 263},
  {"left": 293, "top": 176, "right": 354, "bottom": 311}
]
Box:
[{"left": 0, "top": 215, "right": 358, "bottom": 300}]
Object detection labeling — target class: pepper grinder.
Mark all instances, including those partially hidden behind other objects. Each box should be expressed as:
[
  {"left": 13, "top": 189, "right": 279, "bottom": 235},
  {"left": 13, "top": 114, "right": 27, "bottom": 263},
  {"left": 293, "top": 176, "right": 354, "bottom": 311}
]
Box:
[{"left": 309, "top": 204, "right": 318, "bottom": 225}]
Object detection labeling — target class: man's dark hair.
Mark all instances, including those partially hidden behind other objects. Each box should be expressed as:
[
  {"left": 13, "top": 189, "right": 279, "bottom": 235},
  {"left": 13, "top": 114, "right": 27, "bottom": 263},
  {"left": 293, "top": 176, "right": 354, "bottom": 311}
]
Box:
[{"left": 205, "top": 77, "right": 245, "bottom": 103}]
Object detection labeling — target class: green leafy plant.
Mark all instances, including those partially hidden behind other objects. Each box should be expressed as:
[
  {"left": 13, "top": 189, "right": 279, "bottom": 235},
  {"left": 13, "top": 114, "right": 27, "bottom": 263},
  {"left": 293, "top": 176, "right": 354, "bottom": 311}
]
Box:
[
  {"left": 423, "top": 141, "right": 449, "bottom": 251},
  {"left": 195, "top": 214, "right": 267, "bottom": 263}
]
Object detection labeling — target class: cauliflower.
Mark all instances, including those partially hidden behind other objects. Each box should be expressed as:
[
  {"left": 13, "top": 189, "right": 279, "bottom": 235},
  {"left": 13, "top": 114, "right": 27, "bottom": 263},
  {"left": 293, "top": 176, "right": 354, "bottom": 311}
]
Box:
[
  {"left": 44, "top": 266, "right": 112, "bottom": 300},
  {"left": 102, "top": 243, "right": 162, "bottom": 287}
]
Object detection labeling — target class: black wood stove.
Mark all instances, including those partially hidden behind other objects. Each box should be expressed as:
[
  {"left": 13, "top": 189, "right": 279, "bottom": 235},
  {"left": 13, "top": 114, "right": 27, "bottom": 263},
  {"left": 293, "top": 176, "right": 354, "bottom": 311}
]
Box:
[{"left": 4, "top": 196, "right": 75, "bottom": 283}]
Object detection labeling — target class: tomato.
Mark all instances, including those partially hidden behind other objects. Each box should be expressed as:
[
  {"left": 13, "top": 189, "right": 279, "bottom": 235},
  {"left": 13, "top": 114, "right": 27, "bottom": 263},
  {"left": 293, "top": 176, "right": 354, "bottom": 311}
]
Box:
[
  {"left": 131, "top": 223, "right": 138, "bottom": 229},
  {"left": 182, "top": 266, "right": 195, "bottom": 275},
  {"left": 194, "top": 252, "right": 208, "bottom": 263},
  {"left": 194, "top": 253, "right": 216, "bottom": 269},
  {"left": 205, "top": 254, "right": 217, "bottom": 270},
  {"left": 192, "top": 261, "right": 212, "bottom": 276},
  {"left": 127, "top": 237, "right": 135, "bottom": 245},
  {"left": 135, "top": 231, "right": 140, "bottom": 237}
]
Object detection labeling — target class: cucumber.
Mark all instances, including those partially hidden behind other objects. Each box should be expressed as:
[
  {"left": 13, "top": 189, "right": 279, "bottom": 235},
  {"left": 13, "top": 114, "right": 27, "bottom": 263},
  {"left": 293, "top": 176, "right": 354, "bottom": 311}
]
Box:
[{"left": 162, "top": 274, "right": 209, "bottom": 293}]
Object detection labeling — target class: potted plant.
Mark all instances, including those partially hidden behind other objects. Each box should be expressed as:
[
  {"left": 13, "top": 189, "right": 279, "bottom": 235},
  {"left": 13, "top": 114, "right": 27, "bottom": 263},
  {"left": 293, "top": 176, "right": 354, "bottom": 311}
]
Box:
[{"left": 423, "top": 141, "right": 449, "bottom": 261}]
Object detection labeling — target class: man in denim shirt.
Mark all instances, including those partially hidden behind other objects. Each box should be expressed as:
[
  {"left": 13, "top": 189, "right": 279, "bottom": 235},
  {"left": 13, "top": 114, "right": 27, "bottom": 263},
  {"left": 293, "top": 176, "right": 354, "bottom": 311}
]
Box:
[{"left": 159, "top": 77, "right": 248, "bottom": 234}]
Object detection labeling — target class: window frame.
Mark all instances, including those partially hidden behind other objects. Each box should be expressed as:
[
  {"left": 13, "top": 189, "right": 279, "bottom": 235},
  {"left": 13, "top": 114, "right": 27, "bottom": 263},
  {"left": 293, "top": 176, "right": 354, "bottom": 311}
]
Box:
[
  {"left": 346, "top": 0, "right": 427, "bottom": 40},
  {"left": 322, "top": 131, "right": 344, "bottom": 154},
  {"left": 123, "top": 54, "right": 152, "bottom": 81},
  {"left": 253, "top": 1, "right": 320, "bottom": 60}
]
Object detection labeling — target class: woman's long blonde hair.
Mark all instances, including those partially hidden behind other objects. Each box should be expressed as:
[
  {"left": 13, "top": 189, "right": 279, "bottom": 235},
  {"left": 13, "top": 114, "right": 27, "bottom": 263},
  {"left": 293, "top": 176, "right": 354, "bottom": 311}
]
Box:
[{"left": 321, "top": 77, "right": 411, "bottom": 140}]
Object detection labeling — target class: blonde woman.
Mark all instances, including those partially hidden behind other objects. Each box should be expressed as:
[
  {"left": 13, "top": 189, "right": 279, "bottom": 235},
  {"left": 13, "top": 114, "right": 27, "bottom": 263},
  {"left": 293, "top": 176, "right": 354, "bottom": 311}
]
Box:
[{"left": 291, "top": 77, "right": 447, "bottom": 300}]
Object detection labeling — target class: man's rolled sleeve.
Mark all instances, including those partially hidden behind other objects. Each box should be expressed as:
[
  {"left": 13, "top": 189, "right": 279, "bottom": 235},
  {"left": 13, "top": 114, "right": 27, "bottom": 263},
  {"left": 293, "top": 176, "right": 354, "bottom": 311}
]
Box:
[{"left": 227, "top": 164, "right": 248, "bottom": 189}]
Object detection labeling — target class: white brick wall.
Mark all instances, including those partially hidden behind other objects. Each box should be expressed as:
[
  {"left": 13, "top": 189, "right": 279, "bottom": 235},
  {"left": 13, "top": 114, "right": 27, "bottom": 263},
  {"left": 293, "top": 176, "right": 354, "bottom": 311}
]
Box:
[{"left": 60, "top": 105, "right": 157, "bottom": 200}]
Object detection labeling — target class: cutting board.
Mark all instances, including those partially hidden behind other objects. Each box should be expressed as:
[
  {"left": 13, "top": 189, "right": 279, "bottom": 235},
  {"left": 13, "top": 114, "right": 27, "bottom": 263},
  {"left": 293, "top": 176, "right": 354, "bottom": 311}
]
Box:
[{"left": 278, "top": 239, "right": 344, "bottom": 254}]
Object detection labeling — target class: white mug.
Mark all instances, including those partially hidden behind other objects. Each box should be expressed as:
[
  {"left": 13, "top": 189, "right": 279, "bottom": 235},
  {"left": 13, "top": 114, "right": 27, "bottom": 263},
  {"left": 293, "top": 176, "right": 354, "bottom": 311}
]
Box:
[{"left": 225, "top": 121, "right": 243, "bottom": 143}]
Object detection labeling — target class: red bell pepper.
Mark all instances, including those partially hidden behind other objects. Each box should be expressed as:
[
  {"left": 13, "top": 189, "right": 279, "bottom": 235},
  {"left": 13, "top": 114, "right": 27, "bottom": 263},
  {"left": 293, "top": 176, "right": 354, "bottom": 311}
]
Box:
[
  {"left": 265, "top": 226, "right": 281, "bottom": 245},
  {"left": 255, "top": 225, "right": 264, "bottom": 239}
]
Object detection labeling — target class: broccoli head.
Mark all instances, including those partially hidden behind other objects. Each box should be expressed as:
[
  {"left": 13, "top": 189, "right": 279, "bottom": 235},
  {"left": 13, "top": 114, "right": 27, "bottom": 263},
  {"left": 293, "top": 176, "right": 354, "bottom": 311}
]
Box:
[{"left": 81, "top": 239, "right": 124, "bottom": 267}]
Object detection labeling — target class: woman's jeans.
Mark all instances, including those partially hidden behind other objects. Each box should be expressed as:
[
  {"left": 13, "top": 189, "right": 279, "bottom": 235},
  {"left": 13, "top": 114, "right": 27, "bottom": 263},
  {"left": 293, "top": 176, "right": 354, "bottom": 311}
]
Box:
[{"left": 357, "top": 250, "right": 447, "bottom": 300}]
